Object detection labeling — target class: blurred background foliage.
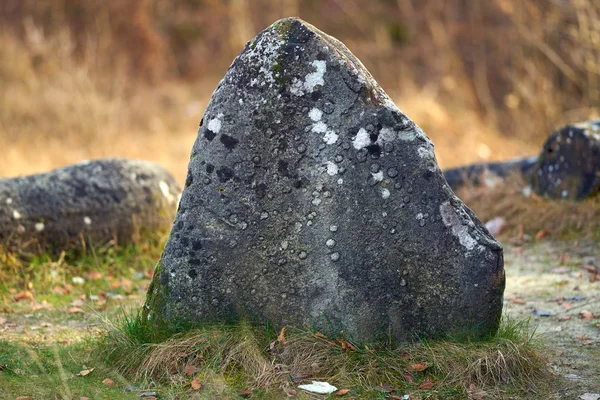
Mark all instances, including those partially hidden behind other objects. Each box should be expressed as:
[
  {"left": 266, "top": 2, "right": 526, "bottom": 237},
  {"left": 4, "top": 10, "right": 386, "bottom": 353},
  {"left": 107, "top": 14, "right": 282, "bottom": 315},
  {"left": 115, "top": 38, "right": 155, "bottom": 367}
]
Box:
[{"left": 1, "top": 0, "right": 599, "bottom": 183}]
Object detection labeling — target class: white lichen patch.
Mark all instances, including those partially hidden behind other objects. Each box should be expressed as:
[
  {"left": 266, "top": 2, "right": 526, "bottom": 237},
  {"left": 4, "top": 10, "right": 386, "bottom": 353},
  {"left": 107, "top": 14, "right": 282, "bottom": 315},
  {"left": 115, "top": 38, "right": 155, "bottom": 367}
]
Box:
[
  {"left": 323, "top": 130, "right": 339, "bottom": 144},
  {"left": 304, "top": 60, "right": 326, "bottom": 92},
  {"left": 381, "top": 188, "right": 390, "bottom": 199},
  {"left": 371, "top": 171, "right": 384, "bottom": 182},
  {"left": 353, "top": 128, "right": 371, "bottom": 149},
  {"left": 35, "top": 222, "right": 45, "bottom": 232},
  {"left": 417, "top": 145, "right": 435, "bottom": 161},
  {"left": 326, "top": 161, "right": 339, "bottom": 176},
  {"left": 83, "top": 216, "right": 92, "bottom": 226},
  {"left": 12, "top": 210, "right": 21, "bottom": 219},
  {"left": 398, "top": 130, "right": 417, "bottom": 141},
  {"left": 439, "top": 201, "right": 478, "bottom": 251},
  {"left": 6, "top": 198, "right": 12, "bottom": 205},
  {"left": 207, "top": 117, "right": 222, "bottom": 133},
  {"left": 309, "top": 108, "right": 323, "bottom": 122},
  {"left": 312, "top": 121, "right": 327, "bottom": 133},
  {"left": 378, "top": 127, "right": 396, "bottom": 142}
]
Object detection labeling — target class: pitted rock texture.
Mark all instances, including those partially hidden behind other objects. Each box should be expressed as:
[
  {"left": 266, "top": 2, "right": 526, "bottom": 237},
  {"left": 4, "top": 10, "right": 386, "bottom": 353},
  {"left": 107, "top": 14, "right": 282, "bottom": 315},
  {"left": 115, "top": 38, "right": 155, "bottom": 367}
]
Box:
[
  {"left": 144, "top": 18, "right": 505, "bottom": 342},
  {"left": 0, "top": 159, "right": 180, "bottom": 252},
  {"left": 531, "top": 120, "right": 600, "bottom": 200}
]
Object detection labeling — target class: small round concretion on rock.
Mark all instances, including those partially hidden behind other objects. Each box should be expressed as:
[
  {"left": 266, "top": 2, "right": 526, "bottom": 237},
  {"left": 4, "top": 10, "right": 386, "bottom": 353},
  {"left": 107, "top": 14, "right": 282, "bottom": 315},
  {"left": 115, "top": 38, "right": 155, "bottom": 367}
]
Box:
[
  {"left": 143, "top": 17, "right": 504, "bottom": 343},
  {"left": 0, "top": 159, "right": 181, "bottom": 252}
]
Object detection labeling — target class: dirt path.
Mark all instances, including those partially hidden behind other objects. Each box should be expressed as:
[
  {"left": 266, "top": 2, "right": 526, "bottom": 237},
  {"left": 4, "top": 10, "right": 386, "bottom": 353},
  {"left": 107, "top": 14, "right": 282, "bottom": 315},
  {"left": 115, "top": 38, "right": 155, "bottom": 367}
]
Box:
[{"left": 503, "top": 241, "right": 600, "bottom": 398}]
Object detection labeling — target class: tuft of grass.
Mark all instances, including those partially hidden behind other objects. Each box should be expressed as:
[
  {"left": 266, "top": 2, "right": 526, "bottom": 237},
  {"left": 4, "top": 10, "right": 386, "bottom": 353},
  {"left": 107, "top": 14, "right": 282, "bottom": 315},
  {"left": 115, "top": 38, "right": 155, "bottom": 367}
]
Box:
[{"left": 96, "top": 315, "right": 552, "bottom": 399}]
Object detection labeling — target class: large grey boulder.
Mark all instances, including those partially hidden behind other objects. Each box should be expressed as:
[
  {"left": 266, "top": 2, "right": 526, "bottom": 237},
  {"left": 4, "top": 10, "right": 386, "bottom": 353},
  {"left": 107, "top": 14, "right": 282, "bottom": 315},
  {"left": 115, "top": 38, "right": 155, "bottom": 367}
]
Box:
[
  {"left": 444, "top": 120, "right": 600, "bottom": 200},
  {"left": 0, "top": 159, "right": 180, "bottom": 252},
  {"left": 143, "top": 18, "right": 505, "bottom": 342}
]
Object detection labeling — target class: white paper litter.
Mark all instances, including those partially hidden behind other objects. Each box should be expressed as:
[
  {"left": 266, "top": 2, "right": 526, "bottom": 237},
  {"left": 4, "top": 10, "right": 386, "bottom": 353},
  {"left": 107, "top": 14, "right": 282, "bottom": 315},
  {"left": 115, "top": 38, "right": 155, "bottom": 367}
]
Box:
[{"left": 298, "top": 381, "right": 338, "bottom": 394}]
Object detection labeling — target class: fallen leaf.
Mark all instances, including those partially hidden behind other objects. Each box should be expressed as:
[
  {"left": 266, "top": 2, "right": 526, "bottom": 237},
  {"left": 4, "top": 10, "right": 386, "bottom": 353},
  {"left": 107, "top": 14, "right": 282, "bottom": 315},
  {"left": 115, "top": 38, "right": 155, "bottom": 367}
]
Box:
[
  {"left": 283, "top": 387, "right": 296, "bottom": 397},
  {"left": 408, "top": 363, "right": 428, "bottom": 372},
  {"left": 535, "top": 230, "right": 549, "bottom": 240},
  {"left": 558, "top": 315, "right": 572, "bottom": 321},
  {"left": 191, "top": 378, "right": 202, "bottom": 390},
  {"left": 403, "top": 373, "right": 414, "bottom": 383},
  {"left": 314, "top": 332, "right": 327, "bottom": 339},
  {"left": 337, "top": 338, "right": 357, "bottom": 351},
  {"left": 240, "top": 388, "right": 252, "bottom": 397},
  {"left": 14, "top": 291, "right": 34, "bottom": 302},
  {"left": 109, "top": 281, "right": 120, "bottom": 290},
  {"left": 68, "top": 307, "right": 85, "bottom": 314},
  {"left": 580, "top": 310, "right": 594, "bottom": 320},
  {"left": 509, "top": 298, "right": 526, "bottom": 305},
  {"left": 278, "top": 327, "right": 286, "bottom": 345},
  {"left": 80, "top": 397, "right": 89, "bottom": 400},
  {"left": 183, "top": 363, "right": 200, "bottom": 376},
  {"left": 87, "top": 271, "right": 103, "bottom": 280},
  {"left": 53, "top": 286, "right": 70, "bottom": 295},
  {"left": 16, "top": 397, "right": 33, "bottom": 400},
  {"left": 102, "top": 378, "right": 115, "bottom": 387},
  {"left": 334, "top": 388, "right": 350, "bottom": 395},
  {"left": 419, "top": 379, "right": 433, "bottom": 389},
  {"left": 0, "top": 317, "right": 6, "bottom": 324},
  {"left": 77, "top": 368, "right": 94, "bottom": 376}
]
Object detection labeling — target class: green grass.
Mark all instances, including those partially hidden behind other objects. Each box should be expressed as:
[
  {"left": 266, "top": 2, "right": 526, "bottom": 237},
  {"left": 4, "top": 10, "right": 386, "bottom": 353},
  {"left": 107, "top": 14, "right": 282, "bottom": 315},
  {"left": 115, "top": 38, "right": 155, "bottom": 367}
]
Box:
[
  {"left": 0, "top": 316, "right": 552, "bottom": 399},
  {"left": 89, "top": 314, "right": 551, "bottom": 399},
  {"left": 0, "top": 240, "right": 554, "bottom": 399}
]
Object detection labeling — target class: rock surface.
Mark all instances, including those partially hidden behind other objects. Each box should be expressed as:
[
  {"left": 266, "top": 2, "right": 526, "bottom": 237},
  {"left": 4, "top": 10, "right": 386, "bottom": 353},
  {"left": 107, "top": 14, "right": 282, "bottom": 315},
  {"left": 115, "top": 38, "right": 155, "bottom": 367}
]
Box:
[
  {"left": 444, "top": 120, "right": 600, "bottom": 200},
  {"left": 531, "top": 120, "right": 600, "bottom": 200},
  {"left": 144, "top": 18, "right": 505, "bottom": 342},
  {"left": 0, "top": 159, "right": 180, "bottom": 252}
]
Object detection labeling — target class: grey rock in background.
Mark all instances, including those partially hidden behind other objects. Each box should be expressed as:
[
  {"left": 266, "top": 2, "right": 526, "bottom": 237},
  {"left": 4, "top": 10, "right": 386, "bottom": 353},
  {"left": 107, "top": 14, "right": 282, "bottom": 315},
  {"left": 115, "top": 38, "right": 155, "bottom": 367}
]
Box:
[
  {"left": 531, "top": 120, "right": 600, "bottom": 200},
  {"left": 144, "top": 18, "right": 505, "bottom": 342},
  {"left": 444, "top": 120, "right": 600, "bottom": 200},
  {"left": 0, "top": 159, "right": 180, "bottom": 252}
]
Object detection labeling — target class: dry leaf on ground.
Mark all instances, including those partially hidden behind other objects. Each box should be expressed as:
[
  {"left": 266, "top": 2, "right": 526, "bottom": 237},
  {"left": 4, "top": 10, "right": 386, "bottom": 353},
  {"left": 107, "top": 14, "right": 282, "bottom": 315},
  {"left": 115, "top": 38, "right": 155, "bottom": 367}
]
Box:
[
  {"left": 580, "top": 310, "right": 594, "bottom": 320},
  {"left": 102, "top": 378, "right": 115, "bottom": 387},
  {"left": 334, "top": 388, "right": 350, "bottom": 395},
  {"left": 408, "top": 363, "right": 428, "bottom": 372},
  {"left": 76, "top": 368, "right": 94, "bottom": 376},
  {"left": 183, "top": 363, "right": 200, "bottom": 376},
  {"left": 14, "top": 291, "right": 34, "bottom": 301},
  {"left": 191, "top": 378, "right": 202, "bottom": 390}
]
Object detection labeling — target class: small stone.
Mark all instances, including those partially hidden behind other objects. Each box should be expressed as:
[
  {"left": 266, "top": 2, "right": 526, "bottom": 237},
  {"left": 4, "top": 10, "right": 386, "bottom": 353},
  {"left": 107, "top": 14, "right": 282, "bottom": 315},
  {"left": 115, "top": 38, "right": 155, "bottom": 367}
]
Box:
[
  {"left": 330, "top": 252, "right": 340, "bottom": 261},
  {"left": 326, "top": 238, "right": 336, "bottom": 248},
  {"left": 298, "top": 251, "right": 308, "bottom": 260},
  {"left": 329, "top": 225, "right": 338, "bottom": 232}
]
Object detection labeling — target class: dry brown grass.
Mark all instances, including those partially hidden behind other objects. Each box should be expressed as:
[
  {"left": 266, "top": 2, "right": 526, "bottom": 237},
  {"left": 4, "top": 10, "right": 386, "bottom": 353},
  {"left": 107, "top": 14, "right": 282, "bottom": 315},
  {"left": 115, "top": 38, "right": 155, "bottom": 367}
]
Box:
[
  {"left": 1, "top": 0, "right": 600, "bottom": 186},
  {"left": 457, "top": 174, "right": 600, "bottom": 240},
  {"left": 99, "top": 319, "right": 550, "bottom": 399}
]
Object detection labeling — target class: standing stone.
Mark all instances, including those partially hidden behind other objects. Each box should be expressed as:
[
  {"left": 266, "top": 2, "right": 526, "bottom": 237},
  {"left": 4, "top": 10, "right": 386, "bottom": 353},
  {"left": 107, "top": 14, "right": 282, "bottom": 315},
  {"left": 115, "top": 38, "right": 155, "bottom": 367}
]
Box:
[
  {"left": 0, "top": 159, "right": 180, "bottom": 252},
  {"left": 530, "top": 120, "right": 600, "bottom": 200},
  {"left": 143, "top": 18, "right": 504, "bottom": 342}
]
